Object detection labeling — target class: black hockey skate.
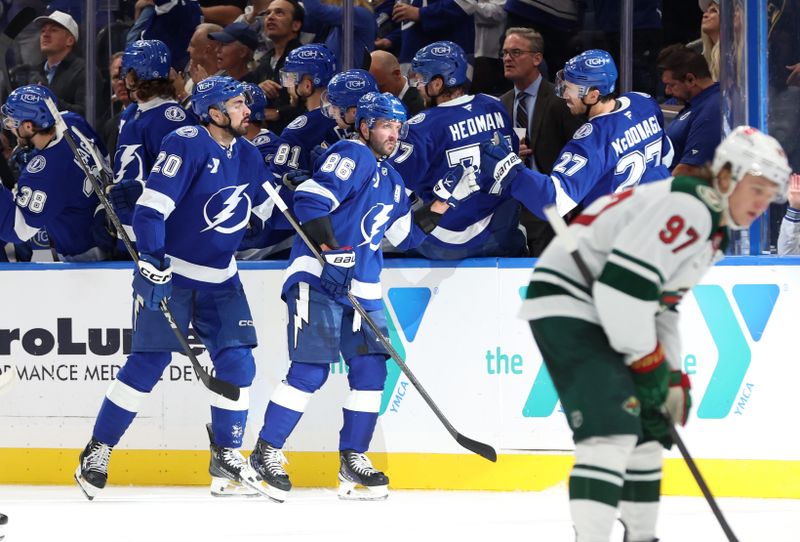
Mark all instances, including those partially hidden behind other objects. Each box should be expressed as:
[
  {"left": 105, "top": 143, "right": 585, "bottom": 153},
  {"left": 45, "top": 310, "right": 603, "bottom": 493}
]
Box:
[
  {"left": 338, "top": 450, "right": 389, "bottom": 500},
  {"left": 249, "top": 438, "right": 291, "bottom": 503},
  {"left": 1, "top": 512, "right": 7, "bottom": 541},
  {"left": 75, "top": 438, "right": 112, "bottom": 501},
  {"left": 206, "top": 424, "right": 270, "bottom": 499}
]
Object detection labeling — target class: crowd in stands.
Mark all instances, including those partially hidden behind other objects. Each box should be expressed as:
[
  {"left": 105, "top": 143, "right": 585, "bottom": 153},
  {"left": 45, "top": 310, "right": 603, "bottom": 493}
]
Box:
[{"left": 0, "top": 0, "right": 798, "bottom": 262}]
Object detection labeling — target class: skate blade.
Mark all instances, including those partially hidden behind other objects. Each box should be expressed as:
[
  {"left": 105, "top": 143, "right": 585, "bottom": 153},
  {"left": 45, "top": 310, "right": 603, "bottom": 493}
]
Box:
[
  {"left": 337, "top": 479, "right": 389, "bottom": 501},
  {"left": 74, "top": 466, "right": 101, "bottom": 501},
  {"left": 239, "top": 473, "right": 286, "bottom": 503},
  {"left": 210, "top": 477, "right": 262, "bottom": 498}
]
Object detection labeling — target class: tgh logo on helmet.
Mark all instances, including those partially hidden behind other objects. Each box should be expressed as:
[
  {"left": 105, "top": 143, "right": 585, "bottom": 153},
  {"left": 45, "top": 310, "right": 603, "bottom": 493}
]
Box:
[
  {"left": 196, "top": 80, "right": 215, "bottom": 92},
  {"left": 346, "top": 80, "right": 366, "bottom": 90},
  {"left": 20, "top": 94, "right": 40, "bottom": 104},
  {"left": 298, "top": 49, "right": 319, "bottom": 59},
  {"left": 585, "top": 57, "right": 608, "bottom": 67},
  {"left": 431, "top": 45, "right": 450, "bottom": 56}
]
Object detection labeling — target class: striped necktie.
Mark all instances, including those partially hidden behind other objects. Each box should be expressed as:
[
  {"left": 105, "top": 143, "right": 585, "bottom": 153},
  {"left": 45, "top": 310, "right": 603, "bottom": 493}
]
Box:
[{"left": 515, "top": 92, "right": 529, "bottom": 133}]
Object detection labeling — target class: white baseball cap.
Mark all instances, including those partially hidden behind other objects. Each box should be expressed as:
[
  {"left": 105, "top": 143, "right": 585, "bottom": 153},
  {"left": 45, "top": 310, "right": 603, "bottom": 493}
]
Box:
[
  {"left": 34, "top": 10, "right": 79, "bottom": 42},
  {"left": 699, "top": 0, "right": 719, "bottom": 11}
]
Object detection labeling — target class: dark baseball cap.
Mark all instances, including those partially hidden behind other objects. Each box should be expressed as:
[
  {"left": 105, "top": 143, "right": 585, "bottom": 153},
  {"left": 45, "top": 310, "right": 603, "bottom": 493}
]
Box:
[{"left": 209, "top": 22, "right": 259, "bottom": 51}]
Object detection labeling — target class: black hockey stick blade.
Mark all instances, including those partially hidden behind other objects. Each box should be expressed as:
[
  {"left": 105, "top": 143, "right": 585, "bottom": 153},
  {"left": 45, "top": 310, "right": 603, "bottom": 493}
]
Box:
[
  {"left": 1, "top": 7, "right": 37, "bottom": 41},
  {"left": 456, "top": 433, "right": 497, "bottom": 462}
]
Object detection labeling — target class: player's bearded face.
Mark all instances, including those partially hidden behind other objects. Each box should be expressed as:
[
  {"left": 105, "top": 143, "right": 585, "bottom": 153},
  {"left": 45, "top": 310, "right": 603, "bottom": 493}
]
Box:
[
  {"left": 367, "top": 119, "right": 401, "bottom": 156},
  {"left": 224, "top": 96, "right": 251, "bottom": 135}
]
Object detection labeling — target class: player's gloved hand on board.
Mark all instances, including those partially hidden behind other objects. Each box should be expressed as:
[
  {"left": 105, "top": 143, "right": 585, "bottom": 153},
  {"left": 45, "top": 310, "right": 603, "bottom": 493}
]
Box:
[
  {"left": 91, "top": 207, "right": 116, "bottom": 254},
  {"left": 133, "top": 253, "right": 172, "bottom": 310},
  {"left": 478, "top": 132, "right": 525, "bottom": 195},
  {"left": 108, "top": 179, "right": 144, "bottom": 222},
  {"left": 665, "top": 370, "right": 692, "bottom": 425},
  {"left": 319, "top": 247, "right": 355, "bottom": 298},
  {"left": 282, "top": 169, "right": 311, "bottom": 191},
  {"left": 433, "top": 164, "right": 479, "bottom": 208},
  {"left": 310, "top": 143, "right": 328, "bottom": 166},
  {"left": 629, "top": 342, "right": 670, "bottom": 411}
]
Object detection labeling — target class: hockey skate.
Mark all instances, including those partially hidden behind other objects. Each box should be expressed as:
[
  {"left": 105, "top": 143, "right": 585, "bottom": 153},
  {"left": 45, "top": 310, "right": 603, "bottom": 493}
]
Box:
[
  {"left": 206, "top": 424, "right": 270, "bottom": 499},
  {"left": 1, "top": 512, "right": 7, "bottom": 541},
  {"left": 248, "top": 438, "right": 292, "bottom": 503},
  {"left": 338, "top": 450, "right": 389, "bottom": 500},
  {"left": 75, "top": 438, "right": 112, "bottom": 501}
]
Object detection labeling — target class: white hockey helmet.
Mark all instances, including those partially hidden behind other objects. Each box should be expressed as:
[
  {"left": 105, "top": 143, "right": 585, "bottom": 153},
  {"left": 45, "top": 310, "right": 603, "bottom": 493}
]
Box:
[{"left": 711, "top": 125, "right": 791, "bottom": 201}]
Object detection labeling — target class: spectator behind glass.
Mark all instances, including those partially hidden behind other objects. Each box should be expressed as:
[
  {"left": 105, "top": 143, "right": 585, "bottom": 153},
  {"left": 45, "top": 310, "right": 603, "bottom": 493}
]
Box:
[
  {"left": 687, "top": 0, "right": 720, "bottom": 81},
  {"left": 302, "top": 0, "right": 376, "bottom": 69},
  {"left": 186, "top": 23, "right": 224, "bottom": 88},
  {"left": 459, "top": 0, "right": 508, "bottom": 96},
  {"left": 101, "top": 52, "right": 133, "bottom": 156},
  {"left": 198, "top": 0, "right": 247, "bottom": 26},
  {"left": 252, "top": 0, "right": 305, "bottom": 134},
  {"left": 778, "top": 175, "right": 800, "bottom": 255},
  {"left": 209, "top": 22, "right": 260, "bottom": 83},
  {"left": 369, "top": 50, "right": 425, "bottom": 116},
  {"left": 657, "top": 44, "right": 721, "bottom": 178},
  {"left": 34, "top": 10, "right": 89, "bottom": 116},
  {"left": 126, "top": 0, "right": 202, "bottom": 72},
  {"left": 391, "top": 0, "right": 475, "bottom": 72}
]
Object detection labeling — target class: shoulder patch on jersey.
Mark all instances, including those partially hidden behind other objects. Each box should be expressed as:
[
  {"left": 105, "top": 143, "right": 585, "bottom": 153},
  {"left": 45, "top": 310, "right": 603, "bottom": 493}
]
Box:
[
  {"left": 26, "top": 155, "right": 47, "bottom": 174},
  {"left": 286, "top": 115, "right": 308, "bottom": 130},
  {"left": 407, "top": 113, "right": 425, "bottom": 125},
  {"left": 252, "top": 134, "right": 271, "bottom": 146},
  {"left": 176, "top": 126, "right": 198, "bottom": 138},
  {"left": 573, "top": 123, "right": 593, "bottom": 139},
  {"left": 164, "top": 106, "right": 187, "bottom": 122}
]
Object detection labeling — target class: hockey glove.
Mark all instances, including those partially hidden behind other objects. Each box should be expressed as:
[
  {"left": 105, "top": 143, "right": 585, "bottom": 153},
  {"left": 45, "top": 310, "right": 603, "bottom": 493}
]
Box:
[
  {"left": 133, "top": 253, "right": 172, "bottom": 310},
  {"left": 310, "top": 143, "right": 328, "bottom": 166},
  {"left": 665, "top": 370, "right": 692, "bottom": 426},
  {"left": 319, "top": 247, "right": 355, "bottom": 298},
  {"left": 91, "top": 207, "right": 116, "bottom": 254},
  {"left": 433, "top": 164, "right": 479, "bottom": 208},
  {"left": 283, "top": 169, "right": 311, "bottom": 191},
  {"left": 629, "top": 343, "right": 670, "bottom": 412},
  {"left": 108, "top": 179, "right": 144, "bottom": 223},
  {"left": 478, "top": 133, "right": 525, "bottom": 196},
  {"left": 640, "top": 407, "right": 672, "bottom": 449}
]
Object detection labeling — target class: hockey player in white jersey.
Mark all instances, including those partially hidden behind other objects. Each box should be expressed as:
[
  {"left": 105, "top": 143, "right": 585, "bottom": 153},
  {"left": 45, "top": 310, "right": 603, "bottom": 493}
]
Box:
[
  {"left": 248, "top": 92, "right": 477, "bottom": 502},
  {"left": 75, "top": 76, "right": 276, "bottom": 501},
  {"left": 477, "top": 49, "right": 674, "bottom": 222},
  {"left": 521, "top": 126, "right": 790, "bottom": 542},
  {"left": 388, "top": 40, "right": 525, "bottom": 259}
]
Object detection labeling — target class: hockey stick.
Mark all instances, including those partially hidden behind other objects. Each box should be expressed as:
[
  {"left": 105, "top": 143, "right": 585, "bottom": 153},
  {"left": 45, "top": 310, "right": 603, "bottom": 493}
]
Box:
[
  {"left": 262, "top": 180, "right": 497, "bottom": 462},
  {"left": 0, "top": 7, "right": 38, "bottom": 100},
  {"left": 43, "top": 97, "right": 240, "bottom": 402},
  {"left": 542, "top": 204, "right": 740, "bottom": 542}
]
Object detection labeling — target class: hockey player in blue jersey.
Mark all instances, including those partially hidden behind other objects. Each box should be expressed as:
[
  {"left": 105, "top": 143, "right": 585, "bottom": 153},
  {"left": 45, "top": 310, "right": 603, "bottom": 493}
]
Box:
[
  {"left": 75, "top": 76, "right": 277, "bottom": 501},
  {"left": 477, "top": 49, "right": 675, "bottom": 221},
  {"left": 388, "top": 40, "right": 526, "bottom": 259},
  {"left": 0, "top": 85, "right": 112, "bottom": 261},
  {"left": 107, "top": 40, "right": 196, "bottom": 251},
  {"left": 248, "top": 92, "right": 478, "bottom": 502}
]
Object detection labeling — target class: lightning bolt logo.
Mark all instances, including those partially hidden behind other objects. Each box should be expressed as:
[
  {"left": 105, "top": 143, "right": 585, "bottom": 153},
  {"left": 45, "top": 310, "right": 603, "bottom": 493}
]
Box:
[
  {"left": 358, "top": 203, "right": 393, "bottom": 250},
  {"left": 293, "top": 283, "right": 310, "bottom": 348},
  {"left": 202, "top": 184, "right": 251, "bottom": 233},
  {"left": 114, "top": 144, "right": 144, "bottom": 183}
]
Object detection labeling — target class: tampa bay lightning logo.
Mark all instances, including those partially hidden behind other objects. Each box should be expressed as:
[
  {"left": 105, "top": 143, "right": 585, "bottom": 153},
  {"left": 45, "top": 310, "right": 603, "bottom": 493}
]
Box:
[
  {"left": 201, "top": 184, "right": 252, "bottom": 234},
  {"left": 252, "top": 133, "right": 271, "bottom": 146},
  {"left": 573, "top": 123, "right": 593, "bottom": 140},
  {"left": 114, "top": 144, "right": 145, "bottom": 183},
  {"left": 358, "top": 203, "right": 394, "bottom": 250},
  {"left": 26, "top": 155, "right": 47, "bottom": 174},
  {"left": 286, "top": 115, "right": 308, "bottom": 130},
  {"left": 176, "top": 126, "right": 198, "bottom": 138},
  {"left": 407, "top": 113, "right": 425, "bottom": 125},
  {"left": 164, "top": 106, "right": 187, "bottom": 122}
]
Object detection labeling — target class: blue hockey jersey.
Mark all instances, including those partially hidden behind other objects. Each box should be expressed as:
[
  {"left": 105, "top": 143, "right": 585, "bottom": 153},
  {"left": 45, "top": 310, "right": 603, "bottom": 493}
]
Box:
[
  {"left": 505, "top": 92, "right": 674, "bottom": 219},
  {"left": 389, "top": 93, "right": 519, "bottom": 251},
  {"left": 0, "top": 112, "right": 109, "bottom": 261},
  {"left": 133, "top": 125, "right": 273, "bottom": 289},
  {"left": 283, "top": 139, "right": 428, "bottom": 311}
]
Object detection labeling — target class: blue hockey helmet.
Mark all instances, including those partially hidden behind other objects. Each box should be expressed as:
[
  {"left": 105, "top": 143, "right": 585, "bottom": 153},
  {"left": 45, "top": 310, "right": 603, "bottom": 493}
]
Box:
[
  {"left": 279, "top": 44, "right": 337, "bottom": 89},
  {"left": 241, "top": 82, "right": 268, "bottom": 121},
  {"left": 1, "top": 84, "right": 58, "bottom": 130},
  {"left": 356, "top": 91, "right": 408, "bottom": 138},
  {"left": 122, "top": 39, "right": 171, "bottom": 81},
  {"left": 556, "top": 49, "right": 618, "bottom": 98},
  {"left": 191, "top": 75, "right": 252, "bottom": 123},
  {"left": 321, "top": 69, "right": 378, "bottom": 121},
  {"left": 410, "top": 40, "right": 469, "bottom": 88}
]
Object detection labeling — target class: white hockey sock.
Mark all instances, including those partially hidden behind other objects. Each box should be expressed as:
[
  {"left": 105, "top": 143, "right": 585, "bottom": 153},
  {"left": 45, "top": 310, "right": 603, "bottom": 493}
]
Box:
[{"left": 619, "top": 441, "right": 663, "bottom": 541}]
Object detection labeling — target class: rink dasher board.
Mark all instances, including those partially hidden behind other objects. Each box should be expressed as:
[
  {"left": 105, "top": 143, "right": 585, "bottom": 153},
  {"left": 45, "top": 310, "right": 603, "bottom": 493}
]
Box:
[{"left": 0, "top": 257, "right": 798, "bottom": 497}]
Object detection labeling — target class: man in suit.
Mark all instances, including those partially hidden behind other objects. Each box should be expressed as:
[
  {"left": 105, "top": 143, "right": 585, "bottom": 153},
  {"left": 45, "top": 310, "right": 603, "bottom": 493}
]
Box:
[
  {"left": 33, "top": 11, "right": 89, "bottom": 117},
  {"left": 369, "top": 50, "right": 425, "bottom": 117},
  {"left": 500, "top": 27, "right": 584, "bottom": 256}
]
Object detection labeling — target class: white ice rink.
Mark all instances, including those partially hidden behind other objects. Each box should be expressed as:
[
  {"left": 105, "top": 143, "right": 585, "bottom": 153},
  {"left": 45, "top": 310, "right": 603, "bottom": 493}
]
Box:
[{"left": 1, "top": 485, "right": 798, "bottom": 542}]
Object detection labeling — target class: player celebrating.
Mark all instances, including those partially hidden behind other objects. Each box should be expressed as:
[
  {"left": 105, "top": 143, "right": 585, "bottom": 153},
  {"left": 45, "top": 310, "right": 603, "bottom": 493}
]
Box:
[
  {"left": 477, "top": 49, "right": 674, "bottom": 221},
  {"left": 75, "top": 76, "right": 276, "bottom": 501},
  {"left": 388, "top": 40, "right": 524, "bottom": 259},
  {"left": 521, "top": 126, "right": 790, "bottom": 541},
  {"left": 0, "top": 85, "right": 112, "bottom": 261},
  {"left": 248, "top": 92, "right": 478, "bottom": 502},
  {"left": 108, "top": 39, "right": 195, "bottom": 250}
]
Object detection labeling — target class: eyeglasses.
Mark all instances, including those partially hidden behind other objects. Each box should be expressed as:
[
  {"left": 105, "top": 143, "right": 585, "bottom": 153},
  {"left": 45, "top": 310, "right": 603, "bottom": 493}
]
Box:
[{"left": 501, "top": 49, "right": 538, "bottom": 59}]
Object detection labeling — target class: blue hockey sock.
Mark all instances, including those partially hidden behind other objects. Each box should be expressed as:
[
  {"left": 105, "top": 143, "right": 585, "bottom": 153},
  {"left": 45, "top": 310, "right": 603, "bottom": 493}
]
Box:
[
  {"left": 211, "top": 406, "right": 248, "bottom": 448},
  {"left": 92, "top": 398, "right": 137, "bottom": 447}
]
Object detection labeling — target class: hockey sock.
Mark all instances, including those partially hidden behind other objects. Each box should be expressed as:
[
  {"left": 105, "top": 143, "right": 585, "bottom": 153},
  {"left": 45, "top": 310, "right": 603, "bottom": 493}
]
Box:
[
  {"left": 259, "top": 363, "right": 328, "bottom": 447},
  {"left": 209, "top": 348, "right": 254, "bottom": 448},
  {"left": 339, "top": 355, "right": 386, "bottom": 452},
  {"left": 619, "top": 441, "right": 663, "bottom": 541},
  {"left": 570, "top": 434, "right": 638, "bottom": 542}
]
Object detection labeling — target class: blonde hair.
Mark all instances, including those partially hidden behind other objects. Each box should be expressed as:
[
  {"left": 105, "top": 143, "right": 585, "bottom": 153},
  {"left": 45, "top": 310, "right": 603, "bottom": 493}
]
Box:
[{"left": 701, "top": 32, "right": 720, "bottom": 81}]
